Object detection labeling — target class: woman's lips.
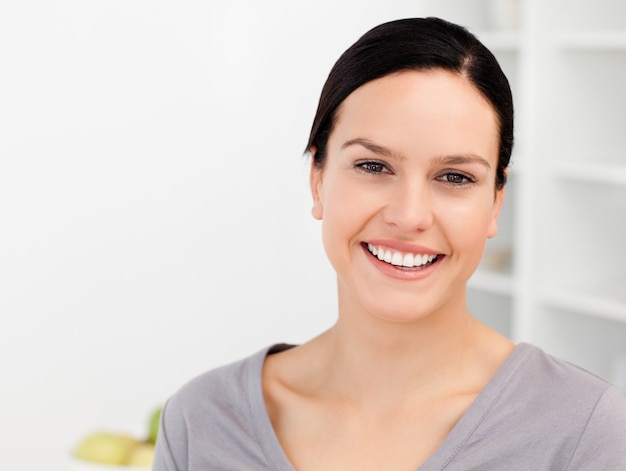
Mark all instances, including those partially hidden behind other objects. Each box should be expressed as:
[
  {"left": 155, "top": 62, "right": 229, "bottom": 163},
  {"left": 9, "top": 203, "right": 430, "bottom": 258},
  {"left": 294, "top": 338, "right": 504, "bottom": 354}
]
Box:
[
  {"left": 361, "top": 242, "right": 444, "bottom": 278},
  {"left": 366, "top": 243, "right": 439, "bottom": 269}
]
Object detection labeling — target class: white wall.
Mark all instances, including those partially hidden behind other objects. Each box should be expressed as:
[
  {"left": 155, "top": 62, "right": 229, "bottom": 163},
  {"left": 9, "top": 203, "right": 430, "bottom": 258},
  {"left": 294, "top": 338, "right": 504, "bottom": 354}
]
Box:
[{"left": 0, "top": 2, "right": 423, "bottom": 469}]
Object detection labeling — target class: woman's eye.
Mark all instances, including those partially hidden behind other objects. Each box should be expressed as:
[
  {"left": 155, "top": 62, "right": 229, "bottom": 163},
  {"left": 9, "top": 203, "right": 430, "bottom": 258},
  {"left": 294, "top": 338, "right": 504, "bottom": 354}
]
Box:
[
  {"left": 356, "top": 161, "right": 389, "bottom": 174},
  {"left": 439, "top": 172, "right": 475, "bottom": 185}
]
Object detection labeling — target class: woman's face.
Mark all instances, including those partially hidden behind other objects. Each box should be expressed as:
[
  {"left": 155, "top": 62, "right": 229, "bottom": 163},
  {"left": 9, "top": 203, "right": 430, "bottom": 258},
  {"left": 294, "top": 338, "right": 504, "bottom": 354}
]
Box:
[{"left": 310, "top": 70, "right": 504, "bottom": 323}]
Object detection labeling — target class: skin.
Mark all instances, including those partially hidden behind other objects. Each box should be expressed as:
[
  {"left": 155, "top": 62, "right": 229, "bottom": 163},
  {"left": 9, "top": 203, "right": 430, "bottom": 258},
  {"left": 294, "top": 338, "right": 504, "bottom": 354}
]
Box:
[{"left": 263, "top": 70, "right": 515, "bottom": 470}]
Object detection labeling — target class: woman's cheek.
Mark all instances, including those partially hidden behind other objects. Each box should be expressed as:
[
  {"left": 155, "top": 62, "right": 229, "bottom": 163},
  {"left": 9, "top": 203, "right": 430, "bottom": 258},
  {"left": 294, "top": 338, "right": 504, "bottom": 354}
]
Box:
[{"left": 439, "top": 199, "right": 494, "bottom": 244}]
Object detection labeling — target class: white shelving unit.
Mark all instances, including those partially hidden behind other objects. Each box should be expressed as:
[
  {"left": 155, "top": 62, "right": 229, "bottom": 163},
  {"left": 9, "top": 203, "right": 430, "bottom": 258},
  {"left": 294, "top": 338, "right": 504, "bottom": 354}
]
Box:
[{"left": 417, "top": 0, "right": 626, "bottom": 391}]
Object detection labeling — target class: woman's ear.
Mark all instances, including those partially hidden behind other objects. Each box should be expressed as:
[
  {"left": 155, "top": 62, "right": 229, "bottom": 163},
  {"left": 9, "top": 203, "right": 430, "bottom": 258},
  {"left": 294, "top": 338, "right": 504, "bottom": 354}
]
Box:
[
  {"left": 487, "top": 169, "right": 508, "bottom": 239},
  {"left": 487, "top": 186, "right": 505, "bottom": 239},
  {"left": 309, "top": 148, "right": 324, "bottom": 220}
]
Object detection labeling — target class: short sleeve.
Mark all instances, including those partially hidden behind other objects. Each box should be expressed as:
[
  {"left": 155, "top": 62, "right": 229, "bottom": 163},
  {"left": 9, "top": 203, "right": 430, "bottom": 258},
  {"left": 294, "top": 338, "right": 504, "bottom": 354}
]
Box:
[{"left": 566, "top": 385, "right": 626, "bottom": 470}]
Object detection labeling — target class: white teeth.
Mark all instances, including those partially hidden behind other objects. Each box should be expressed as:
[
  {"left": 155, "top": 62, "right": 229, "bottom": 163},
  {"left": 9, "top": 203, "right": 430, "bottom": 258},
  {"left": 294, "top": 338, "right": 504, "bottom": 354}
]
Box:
[
  {"left": 366, "top": 244, "right": 438, "bottom": 268},
  {"left": 402, "top": 253, "right": 414, "bottom": 268},
  {"left": 391, "top": 252, "right": 403, "bottom": 266}
]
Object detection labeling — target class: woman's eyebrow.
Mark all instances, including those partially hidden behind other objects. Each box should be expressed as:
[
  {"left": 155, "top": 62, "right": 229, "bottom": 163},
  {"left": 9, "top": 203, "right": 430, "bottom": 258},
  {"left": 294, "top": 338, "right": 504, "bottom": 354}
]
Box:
[
  {"left": 341, "top": 138, "right": 405, "bottom": 161},
  {"left": 433, "top": 154, "right": 492, "bottom": 169}
]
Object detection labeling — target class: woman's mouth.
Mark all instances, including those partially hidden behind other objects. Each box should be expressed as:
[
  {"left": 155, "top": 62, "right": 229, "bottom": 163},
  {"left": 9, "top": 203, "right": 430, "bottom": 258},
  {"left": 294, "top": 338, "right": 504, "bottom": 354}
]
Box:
[{"left": 365, "top": 243, "right": 441, "bottom": 270}]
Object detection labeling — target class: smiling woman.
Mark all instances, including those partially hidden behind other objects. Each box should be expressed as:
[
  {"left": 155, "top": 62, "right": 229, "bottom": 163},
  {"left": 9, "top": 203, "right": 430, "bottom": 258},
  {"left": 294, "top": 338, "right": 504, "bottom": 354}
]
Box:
[
  {"left": 309, "top": 70, "right": 503, "bottom": 326},
  {"left": 152, "top": 17, "right": 626, "bottom": 471}
]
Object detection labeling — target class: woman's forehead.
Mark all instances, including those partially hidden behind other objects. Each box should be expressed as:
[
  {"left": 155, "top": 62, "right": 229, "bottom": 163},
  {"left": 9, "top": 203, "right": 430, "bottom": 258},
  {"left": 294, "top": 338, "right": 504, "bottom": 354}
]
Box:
[{"left": 330, "top": 70, "right": 500, "bottom": 161}]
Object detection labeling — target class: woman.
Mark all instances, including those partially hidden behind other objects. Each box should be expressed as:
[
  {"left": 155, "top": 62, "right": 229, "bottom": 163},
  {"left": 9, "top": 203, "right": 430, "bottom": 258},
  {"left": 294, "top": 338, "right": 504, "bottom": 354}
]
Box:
[{"left": 153, "top": 18, "right": 626, "bottom": 470}]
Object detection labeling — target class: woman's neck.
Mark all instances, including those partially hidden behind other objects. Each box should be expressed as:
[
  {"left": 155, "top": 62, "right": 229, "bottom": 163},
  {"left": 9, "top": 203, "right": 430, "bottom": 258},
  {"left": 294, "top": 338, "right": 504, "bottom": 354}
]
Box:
[{"left": 302, "top": 295, "right": 513, "bottom": 409}]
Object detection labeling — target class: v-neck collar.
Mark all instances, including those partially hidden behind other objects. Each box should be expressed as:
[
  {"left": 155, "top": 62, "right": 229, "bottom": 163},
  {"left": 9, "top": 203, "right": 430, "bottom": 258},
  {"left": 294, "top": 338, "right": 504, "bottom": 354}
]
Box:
[{"left": 247, "top": 342, "right": 535, "bottom": 471}]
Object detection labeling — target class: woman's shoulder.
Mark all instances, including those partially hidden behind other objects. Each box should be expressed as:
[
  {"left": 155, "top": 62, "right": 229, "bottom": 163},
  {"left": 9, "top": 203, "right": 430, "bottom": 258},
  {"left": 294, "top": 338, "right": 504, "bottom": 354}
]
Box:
[
  {"left": 167, "top": 344, "right": 288, "bottom": 409},
  {"left": 497, "top": 343, "right": 626, "bottom": 441},
  {"left": 164, "top": 343, "right": 296, "bottom": 419},
  {"left": 444, "top": 343, "right": 626, "bottom": 469},
  {"left": 512, "top": 343, "right": 620, "bottom": 396},
  {"left": 517, "top": 346, "right": 626, "bottom": 468},
  {"left": 155, "top": 346, "right": 296, "bottom": 469}
]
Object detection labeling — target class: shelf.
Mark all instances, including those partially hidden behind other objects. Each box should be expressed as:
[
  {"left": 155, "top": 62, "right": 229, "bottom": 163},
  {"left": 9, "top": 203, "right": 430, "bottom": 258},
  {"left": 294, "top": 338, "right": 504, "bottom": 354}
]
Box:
[
  {"left": 554, "top": 31, "right": 626, "bottom": 50},
  {"left": 468, "top": 269, "right": 514, "bottom": 296},
  {"left": 539, "top": 287, "right": 626, "bottom": 323},
  {"left": 549, "top": 161, "right": 626, "bottom": 186}
]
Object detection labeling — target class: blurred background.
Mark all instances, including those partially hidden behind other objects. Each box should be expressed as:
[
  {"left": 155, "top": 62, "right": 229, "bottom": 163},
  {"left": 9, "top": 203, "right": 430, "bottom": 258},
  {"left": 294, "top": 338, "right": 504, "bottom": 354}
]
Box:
[{"left": 1, "top": 1, "right": 625, "bottom": 469}]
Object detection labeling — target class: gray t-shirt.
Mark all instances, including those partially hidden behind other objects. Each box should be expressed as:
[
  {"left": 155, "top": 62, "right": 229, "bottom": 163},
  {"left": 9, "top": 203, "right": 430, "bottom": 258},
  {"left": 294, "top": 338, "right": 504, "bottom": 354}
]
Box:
[{"left": 153, "top": 343, "right": 626, "bottom": 470}]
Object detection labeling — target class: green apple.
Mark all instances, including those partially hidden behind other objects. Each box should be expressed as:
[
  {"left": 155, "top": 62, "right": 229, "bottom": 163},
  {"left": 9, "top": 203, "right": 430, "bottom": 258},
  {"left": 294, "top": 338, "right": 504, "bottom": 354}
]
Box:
[
  {"left": 73, "top": 432, "right": 139, "bottom": 464},
  {"left": 148, "top": 406, "right": 162, "bottom": 444},
  {"left": 126, "top": 442, "right": 156, "bottom": 467}
]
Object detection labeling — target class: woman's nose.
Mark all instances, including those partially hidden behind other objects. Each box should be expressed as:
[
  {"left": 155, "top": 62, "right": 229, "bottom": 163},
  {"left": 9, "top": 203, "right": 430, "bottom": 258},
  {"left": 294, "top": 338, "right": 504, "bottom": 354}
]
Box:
[{"left": 381, "top": 181, "right": 434, "bottom": 232}]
